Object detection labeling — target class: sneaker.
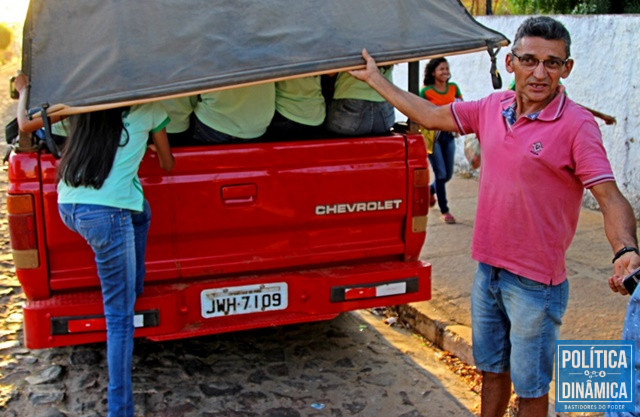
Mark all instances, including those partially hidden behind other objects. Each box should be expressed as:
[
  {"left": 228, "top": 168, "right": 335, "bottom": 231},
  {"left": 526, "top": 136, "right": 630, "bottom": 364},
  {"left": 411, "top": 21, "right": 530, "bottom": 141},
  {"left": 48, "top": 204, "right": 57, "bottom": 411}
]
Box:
[
  {"left": 441, "top": 213, "right": 456, "bottom": 224},
  {"left": 429, "top": 193, "right": 436, "bottom": 207}
]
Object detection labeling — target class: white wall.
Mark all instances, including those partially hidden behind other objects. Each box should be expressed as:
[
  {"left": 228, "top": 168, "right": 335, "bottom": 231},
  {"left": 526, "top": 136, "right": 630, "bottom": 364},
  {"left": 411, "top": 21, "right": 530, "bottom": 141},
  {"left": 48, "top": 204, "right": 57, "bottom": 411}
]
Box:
[{"left": 393, "top": 15, "right": 640, "bottom": 217}]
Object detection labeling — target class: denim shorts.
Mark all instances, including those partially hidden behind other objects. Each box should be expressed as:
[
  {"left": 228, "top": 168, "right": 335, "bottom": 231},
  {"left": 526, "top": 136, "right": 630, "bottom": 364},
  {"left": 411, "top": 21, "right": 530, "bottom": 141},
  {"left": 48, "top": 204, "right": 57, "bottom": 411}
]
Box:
[
  {"left": 471, "top": 262, "right": 569, "bottom": 398},
  {"left": 325, "top": 98, "right": 395, "bottom": 136}
]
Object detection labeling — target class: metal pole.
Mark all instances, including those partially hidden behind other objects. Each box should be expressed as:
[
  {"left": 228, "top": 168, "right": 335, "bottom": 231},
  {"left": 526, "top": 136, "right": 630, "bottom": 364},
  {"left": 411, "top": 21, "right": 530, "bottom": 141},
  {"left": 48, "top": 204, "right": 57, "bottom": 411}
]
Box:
[
  {"left": 407, "top": 61, "right": 420, "bottom": 131},
  {"left": 408, "top": 61, "right": 420, "bottom": 95}
]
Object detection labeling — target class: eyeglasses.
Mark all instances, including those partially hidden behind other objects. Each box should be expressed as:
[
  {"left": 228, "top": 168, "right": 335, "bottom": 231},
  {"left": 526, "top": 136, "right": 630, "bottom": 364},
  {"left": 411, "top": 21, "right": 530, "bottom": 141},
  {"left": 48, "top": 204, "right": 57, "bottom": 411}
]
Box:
[{"left": 511, "top": 51, "right": 569, "bottom": 71}]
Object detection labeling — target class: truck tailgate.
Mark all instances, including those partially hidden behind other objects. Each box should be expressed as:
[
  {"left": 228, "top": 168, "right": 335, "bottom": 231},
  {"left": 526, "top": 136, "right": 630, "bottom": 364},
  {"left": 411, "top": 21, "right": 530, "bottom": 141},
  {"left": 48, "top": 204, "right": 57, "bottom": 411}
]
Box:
[{"left": 43, "top": 135, "right": 411, "bottom": 290}]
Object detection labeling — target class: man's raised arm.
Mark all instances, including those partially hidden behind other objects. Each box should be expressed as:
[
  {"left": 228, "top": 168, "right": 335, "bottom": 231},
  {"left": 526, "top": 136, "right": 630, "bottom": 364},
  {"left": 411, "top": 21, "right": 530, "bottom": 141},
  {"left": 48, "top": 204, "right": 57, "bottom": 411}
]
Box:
[{"left": 349, "top": 49, "right": 458, "bottom": 132}]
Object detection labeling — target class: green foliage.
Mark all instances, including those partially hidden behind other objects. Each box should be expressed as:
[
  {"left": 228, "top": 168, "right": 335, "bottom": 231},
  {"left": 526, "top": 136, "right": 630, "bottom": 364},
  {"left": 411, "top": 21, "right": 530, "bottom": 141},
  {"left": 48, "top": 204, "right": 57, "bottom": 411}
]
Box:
[
  {"left": 572, "top": 2, "right": 599, "bottom": 13},
  {"left": 510, "top": 0, "right": 577, "bottom": 13},
  {"left": 571, "top": 0, "right": 610, "bottom": 14},
  {"left": 459, "top": 0, "right": 515, "bottom": 15},
  {"left": 505, "top": 0, "right": 640, "bottom": 14},
  {"left": 624, "top": 0, "right": 640, "bottom": 12},
  {"left": 464, "top": 0, "right": 640, "bottom": 14}
]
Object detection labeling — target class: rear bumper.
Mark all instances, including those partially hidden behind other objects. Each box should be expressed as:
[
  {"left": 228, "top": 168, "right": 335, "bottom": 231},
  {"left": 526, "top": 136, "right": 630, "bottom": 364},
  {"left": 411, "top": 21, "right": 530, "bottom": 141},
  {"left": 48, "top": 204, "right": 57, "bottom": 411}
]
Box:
[{"left": 23, "top": 260, "right": 431, "bottom": 349}]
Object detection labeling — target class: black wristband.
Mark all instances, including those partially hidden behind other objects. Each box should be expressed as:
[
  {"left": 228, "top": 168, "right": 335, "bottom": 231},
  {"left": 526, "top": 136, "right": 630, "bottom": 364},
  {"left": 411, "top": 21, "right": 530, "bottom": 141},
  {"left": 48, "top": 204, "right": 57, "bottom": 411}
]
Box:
[{"left": 612, "top": 246, "right": 639, "bottom": 263}]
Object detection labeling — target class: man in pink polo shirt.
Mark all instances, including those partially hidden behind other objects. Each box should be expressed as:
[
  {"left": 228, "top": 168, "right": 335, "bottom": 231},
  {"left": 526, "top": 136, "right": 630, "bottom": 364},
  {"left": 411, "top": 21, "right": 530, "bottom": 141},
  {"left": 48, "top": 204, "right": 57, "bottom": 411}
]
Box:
[{"left": 350, "top": 16, "right": 640, "bottom": 417}]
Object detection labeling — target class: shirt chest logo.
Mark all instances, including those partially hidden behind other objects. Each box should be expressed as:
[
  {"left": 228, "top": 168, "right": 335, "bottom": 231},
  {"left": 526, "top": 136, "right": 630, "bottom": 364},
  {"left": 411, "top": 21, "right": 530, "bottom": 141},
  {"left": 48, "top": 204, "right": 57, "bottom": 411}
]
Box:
[{"left": 531, "top": 141, "right": 543, "bottom": 155}]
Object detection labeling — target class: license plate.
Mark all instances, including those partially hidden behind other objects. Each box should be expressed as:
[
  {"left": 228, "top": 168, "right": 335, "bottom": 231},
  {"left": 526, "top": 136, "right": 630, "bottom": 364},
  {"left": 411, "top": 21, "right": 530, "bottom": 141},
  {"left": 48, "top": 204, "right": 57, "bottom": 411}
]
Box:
[{"left": 201, "top": 282, "right": 288, "bottom": 318}]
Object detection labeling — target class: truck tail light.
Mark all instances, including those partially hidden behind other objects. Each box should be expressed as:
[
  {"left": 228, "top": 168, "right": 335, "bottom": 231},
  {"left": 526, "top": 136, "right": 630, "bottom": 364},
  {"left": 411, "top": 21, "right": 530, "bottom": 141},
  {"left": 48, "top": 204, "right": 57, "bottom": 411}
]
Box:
[
  {"left": 331, "top": 277, "right": 418, "bottom": 302},
  {"left": 51, "top": 311, "right": 159, "bottom": 335},
  {"left": 7, "top": 194, "right": 39, "bottom": 269},
  {"left": 412, "top": 168, "right": 429, "bottom": 232}
]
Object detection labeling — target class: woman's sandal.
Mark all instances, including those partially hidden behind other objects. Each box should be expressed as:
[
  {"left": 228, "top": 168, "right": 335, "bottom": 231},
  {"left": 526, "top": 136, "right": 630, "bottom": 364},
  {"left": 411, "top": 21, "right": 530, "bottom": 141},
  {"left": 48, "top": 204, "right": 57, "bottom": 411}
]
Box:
[{"left": 441, "top": 212, "right": 456, "bottom": 224}]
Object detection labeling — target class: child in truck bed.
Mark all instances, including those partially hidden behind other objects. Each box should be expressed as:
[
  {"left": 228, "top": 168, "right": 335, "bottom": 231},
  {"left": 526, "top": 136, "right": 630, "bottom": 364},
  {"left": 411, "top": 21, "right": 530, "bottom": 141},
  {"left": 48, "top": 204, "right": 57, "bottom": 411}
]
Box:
[
  {"left": 325, "top": 67, "right": 395, "bottom": 136},
  {"left": 193, "top": 83, "right": 275, "bottom": 143}
]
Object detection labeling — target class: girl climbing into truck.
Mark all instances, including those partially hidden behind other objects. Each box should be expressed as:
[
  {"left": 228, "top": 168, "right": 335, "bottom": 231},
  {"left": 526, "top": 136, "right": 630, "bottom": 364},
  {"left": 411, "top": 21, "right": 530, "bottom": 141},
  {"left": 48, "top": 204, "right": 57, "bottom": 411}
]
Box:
[{"left": 15, "top": 72, "right": 175, "bottom": 417}]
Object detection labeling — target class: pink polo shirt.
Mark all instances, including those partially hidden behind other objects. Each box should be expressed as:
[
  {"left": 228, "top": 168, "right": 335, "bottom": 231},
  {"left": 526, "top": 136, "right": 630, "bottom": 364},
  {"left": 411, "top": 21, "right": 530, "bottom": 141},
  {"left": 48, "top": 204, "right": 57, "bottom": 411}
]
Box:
[{"left": 451, "top": 88, "right": 614, "bottom": 285}]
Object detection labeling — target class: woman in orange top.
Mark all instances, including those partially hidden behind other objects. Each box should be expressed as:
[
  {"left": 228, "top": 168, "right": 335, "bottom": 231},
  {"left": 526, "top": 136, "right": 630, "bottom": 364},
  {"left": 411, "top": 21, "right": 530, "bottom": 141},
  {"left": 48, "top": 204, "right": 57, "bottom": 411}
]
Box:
[{"left": 419, "top": 57, "right": 462, "bottom": 224}]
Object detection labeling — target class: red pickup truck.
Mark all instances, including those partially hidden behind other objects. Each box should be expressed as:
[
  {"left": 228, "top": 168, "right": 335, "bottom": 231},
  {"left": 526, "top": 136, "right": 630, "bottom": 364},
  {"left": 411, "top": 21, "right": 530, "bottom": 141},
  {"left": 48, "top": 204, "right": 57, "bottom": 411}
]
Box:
[
  {"left": 6, "top": 0, "right": 507, "bottom": 349},
  {"left": 8, "top": 132, "right": 432, "bottom": 348}
]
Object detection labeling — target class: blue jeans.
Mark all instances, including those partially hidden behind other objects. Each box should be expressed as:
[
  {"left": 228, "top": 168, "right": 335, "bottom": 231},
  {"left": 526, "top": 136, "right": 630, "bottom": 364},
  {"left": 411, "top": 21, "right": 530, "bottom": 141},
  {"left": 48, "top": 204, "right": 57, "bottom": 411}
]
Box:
[
  {"left": 428, "top": 131, "right": 455, "bottom": 214},
  {"left": 605, "top": 287, "right": 640, "bottom": 416},
  {"left": 326, "top": 98, "right": 395, "bottom": 136},
  {"left": 471, "top": 263, "right": 569, "bottom": 398},
  {"left": 58, "top": 201, "right": 151, "bottom": 417}
]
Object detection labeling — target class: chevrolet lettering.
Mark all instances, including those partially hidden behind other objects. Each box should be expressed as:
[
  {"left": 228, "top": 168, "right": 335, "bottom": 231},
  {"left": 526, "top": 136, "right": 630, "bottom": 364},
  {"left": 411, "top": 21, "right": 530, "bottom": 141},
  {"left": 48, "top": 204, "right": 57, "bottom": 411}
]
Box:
[{"left": 315, "top": 199, "right": 403, "bottom": 216}]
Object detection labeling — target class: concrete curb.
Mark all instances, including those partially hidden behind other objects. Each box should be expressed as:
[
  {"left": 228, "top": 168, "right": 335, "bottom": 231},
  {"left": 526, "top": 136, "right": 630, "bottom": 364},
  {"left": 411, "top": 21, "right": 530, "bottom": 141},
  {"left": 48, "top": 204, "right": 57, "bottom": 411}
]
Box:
[{"left": 394, "top": 303, "right": 474, "bottom": 367}]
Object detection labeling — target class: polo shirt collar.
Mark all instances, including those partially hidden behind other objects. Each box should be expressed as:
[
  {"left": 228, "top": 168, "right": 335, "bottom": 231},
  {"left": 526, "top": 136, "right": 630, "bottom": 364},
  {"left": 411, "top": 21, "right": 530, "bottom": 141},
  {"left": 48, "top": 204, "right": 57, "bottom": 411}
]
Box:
[{"left": 500, "top": 85, "right": 567, "bottom": 123}]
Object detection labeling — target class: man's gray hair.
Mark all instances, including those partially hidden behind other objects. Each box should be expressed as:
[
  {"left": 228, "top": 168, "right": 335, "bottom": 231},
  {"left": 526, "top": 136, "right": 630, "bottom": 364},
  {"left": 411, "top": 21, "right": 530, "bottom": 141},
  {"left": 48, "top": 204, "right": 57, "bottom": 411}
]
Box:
[{"left": 513, "top": 16, "right": 571, "bottom": 58}]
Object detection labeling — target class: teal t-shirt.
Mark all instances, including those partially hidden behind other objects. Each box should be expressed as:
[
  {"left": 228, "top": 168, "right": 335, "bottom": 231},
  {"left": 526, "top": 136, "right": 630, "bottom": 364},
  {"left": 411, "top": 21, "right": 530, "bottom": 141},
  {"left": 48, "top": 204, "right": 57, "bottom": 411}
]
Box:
[
  {"left": 57, "top": 103, "right": 170, "bottom": 211},
  {"left": 333, "top": 67, "right": 393, "bottom": 102},
  {"left": 159, "top": 96, "right": 197, "bottom": 134},
  {"left": 275, "top": 76, "right": 325, "bottom": 126},
  {"left": 194, "top": 83, "right": 275, "bottom": 139}
]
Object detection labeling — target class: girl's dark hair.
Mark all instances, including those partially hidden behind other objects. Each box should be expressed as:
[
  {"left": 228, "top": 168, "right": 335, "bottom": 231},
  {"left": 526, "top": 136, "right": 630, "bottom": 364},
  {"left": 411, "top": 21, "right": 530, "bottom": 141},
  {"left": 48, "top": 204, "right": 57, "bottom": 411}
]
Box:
[
  {"left": 58, "top": 107, "right": 130, "bottom": 189},
  {"left": 423, "top": 57, "right": 448, "bottom": 86}
]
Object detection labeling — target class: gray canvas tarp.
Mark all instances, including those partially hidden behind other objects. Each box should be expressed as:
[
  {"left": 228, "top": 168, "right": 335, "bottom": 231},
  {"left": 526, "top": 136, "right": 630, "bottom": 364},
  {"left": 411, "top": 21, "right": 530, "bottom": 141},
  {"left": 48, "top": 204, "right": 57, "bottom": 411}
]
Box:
[{"left": 22, "top": 0, "right": 509, "bottom": 117}]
